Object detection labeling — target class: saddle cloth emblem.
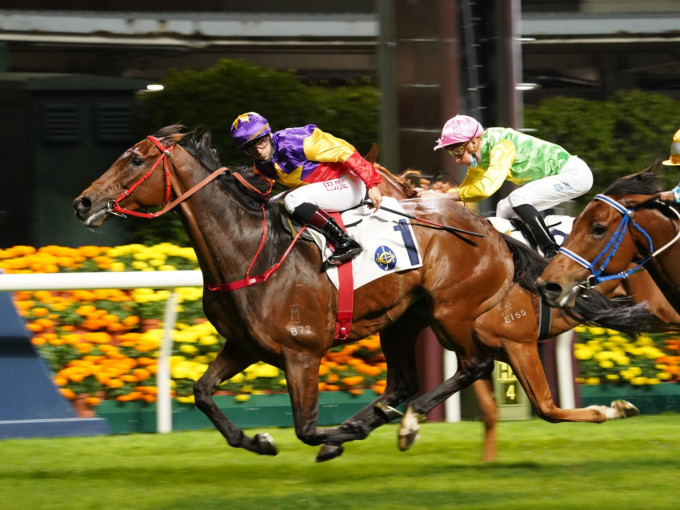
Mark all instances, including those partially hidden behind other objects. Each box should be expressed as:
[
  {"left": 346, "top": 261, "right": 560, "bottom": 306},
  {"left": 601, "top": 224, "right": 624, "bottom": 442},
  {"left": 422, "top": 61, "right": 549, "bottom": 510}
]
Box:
[{"left": 374, "top": 246, "right": 397, "bottom": 271}]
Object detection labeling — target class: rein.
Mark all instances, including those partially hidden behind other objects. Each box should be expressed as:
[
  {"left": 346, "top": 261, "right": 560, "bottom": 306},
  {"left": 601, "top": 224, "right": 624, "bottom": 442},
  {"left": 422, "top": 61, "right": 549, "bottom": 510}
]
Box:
[
  {"left": 110, "top": 134, "right": 298, "bottom": 292},
  {"left": 559, "top": 194, "right": 680, "bottom": 288}
]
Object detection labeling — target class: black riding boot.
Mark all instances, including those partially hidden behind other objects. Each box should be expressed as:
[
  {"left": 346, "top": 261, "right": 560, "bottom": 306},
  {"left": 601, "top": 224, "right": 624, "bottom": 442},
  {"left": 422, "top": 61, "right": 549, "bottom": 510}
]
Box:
[
  {"left": 512, "top": 204, "right": 560, "bottom": 258},
  {"left": 292, "top": 203, "right": 362, "bottom": 265}
]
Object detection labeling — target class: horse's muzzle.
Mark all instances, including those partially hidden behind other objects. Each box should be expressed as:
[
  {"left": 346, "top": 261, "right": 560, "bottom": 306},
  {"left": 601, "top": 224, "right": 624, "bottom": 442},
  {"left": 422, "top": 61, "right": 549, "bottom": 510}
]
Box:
[{"left": 73, "top": 195, "right": 108, "bottom": 227}]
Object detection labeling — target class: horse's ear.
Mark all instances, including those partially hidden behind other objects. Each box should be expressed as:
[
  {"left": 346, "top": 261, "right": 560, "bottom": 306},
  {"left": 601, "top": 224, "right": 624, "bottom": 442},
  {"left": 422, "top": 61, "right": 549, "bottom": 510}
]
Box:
[{"left": 364, "top": 143, "right": 379, "bottom": 164}]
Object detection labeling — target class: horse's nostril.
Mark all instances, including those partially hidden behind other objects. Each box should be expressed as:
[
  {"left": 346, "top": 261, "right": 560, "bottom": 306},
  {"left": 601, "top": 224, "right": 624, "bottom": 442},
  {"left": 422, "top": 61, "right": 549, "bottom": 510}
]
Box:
[
  {"left": 73, "top": 196, "right": 92, "bottom": 212},
  {"left": 538, "top": 281, "right": 563, "bottom": 300}
]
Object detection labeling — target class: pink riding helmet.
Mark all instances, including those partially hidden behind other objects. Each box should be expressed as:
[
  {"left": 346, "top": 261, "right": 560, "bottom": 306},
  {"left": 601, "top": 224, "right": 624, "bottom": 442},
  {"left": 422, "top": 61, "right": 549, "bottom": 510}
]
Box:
[{"left": 434, "top": 115, "right": 485, "bottom": 150}]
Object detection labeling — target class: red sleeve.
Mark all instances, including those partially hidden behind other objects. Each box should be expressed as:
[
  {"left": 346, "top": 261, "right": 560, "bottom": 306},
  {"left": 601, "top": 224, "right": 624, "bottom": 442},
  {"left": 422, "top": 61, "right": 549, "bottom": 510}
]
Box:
[{"left": 344, "top": 151, "right": 382, "bottom": 189}]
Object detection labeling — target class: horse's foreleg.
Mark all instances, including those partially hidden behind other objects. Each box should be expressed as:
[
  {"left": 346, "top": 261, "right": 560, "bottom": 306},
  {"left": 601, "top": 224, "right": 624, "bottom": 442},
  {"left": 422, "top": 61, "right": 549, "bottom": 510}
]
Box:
[
  {"left": 503, "top": 341, "right": 639, "bottom": 423},
  {"left": 398, "top": 356, "right": 495, "bottom": 452},
  {"left": 194, "top": 343, "right": 277, "bottom": 456},
  {"left": 472, "top": 375, "right": 497, "bottom": 461}
]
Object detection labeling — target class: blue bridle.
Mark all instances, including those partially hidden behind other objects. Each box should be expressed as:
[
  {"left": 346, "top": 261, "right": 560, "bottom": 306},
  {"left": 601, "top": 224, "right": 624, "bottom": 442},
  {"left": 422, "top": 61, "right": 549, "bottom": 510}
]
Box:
[{"left": 558, "top": 194, "right": 655, "bottom": 288}]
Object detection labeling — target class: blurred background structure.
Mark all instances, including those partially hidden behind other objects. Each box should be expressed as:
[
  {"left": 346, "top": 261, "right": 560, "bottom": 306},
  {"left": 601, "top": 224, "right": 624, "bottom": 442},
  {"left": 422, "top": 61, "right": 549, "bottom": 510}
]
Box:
[{"left": 1, "top": 1, "right": 680, "bottom": 247}]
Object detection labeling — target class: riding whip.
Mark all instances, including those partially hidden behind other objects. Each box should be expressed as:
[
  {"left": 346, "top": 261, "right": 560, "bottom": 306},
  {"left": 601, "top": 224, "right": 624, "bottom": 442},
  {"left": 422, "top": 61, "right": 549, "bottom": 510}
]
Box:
[{"left": 361, "top": 199, "right": 484, "bottom": 246}]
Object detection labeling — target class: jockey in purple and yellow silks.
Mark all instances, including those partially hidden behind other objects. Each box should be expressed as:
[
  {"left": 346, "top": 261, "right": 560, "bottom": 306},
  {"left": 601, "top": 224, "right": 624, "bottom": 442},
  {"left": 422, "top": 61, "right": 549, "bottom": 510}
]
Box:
[
  {"left": 231, "top": 112, "right": 382, "bottom": 266},
  {"left": 420, "top": 114, "right": 593, "bottom": 258}
]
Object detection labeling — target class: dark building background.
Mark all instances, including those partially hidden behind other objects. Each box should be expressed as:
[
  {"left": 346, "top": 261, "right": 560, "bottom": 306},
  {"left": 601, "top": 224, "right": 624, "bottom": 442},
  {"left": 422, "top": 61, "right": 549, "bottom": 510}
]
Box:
[{"left": 1, "top": 0, "right": 680, "bottom": 246}]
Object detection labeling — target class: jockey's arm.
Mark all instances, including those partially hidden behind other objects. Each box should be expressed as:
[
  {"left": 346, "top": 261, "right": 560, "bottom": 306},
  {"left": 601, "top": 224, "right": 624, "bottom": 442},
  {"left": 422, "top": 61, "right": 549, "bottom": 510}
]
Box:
[
  {"left": 659, "top": 185, "right": 680, "bottom": 203},
  {"left": 303, "top": 127, "right": 383, "bottom": 209}
]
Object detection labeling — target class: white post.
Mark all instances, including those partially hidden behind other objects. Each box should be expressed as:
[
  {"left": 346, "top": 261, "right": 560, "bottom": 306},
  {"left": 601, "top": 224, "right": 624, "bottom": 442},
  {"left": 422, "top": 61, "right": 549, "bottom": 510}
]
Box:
[
  {"left": 443, "top": 350, "right": 461, "bottom": 422},
  {"left": 156, "top": 290, "right": 178, "bottom": 433},
  {"left": 556, "top": 331, "right": 576, "bottom": 409}
]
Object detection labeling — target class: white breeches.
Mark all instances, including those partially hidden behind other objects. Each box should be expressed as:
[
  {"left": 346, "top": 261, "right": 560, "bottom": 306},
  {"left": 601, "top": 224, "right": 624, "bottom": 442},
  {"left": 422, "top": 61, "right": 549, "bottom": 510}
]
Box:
[
  {"left": 283, "top": 173, "right": 367, "bottom": 214},
  {"left": 495, "top": 155, "right": 593, "bottom": 219}
]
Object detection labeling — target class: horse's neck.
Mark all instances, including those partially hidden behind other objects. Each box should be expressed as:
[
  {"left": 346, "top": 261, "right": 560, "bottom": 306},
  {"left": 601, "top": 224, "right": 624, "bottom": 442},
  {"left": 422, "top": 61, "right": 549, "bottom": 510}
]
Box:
[
  {"left": 170, "top": 155, "right": 270, "bottom": 284},
  {"left": 632, "top": 208, "right": 680, "bottom": 310}
]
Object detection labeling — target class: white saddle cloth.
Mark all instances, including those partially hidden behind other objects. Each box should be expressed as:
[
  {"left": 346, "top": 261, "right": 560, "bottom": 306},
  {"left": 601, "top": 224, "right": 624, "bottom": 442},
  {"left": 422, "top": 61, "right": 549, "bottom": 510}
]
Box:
[{"left": 309, "top": 197, "right": 423, "bottom": 290}]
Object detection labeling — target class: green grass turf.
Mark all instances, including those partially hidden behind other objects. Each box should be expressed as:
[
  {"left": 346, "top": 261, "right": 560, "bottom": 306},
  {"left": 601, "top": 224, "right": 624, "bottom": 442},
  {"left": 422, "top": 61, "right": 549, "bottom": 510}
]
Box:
[{"left": 0, "top": 414, "right": 678, "bottom": 510}]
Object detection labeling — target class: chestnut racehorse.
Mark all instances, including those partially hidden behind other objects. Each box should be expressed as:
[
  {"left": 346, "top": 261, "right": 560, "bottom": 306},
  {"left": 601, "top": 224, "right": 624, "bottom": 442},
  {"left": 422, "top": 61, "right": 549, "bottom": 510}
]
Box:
[
  {"left": 537, "top": 171, "right": 680, "bottom": 316},
  {"left": 73, "top": 126, "right": 644, "bottom": 462},
  {"left": 377, "top": 165, "right": 680, "bottom": 453}
]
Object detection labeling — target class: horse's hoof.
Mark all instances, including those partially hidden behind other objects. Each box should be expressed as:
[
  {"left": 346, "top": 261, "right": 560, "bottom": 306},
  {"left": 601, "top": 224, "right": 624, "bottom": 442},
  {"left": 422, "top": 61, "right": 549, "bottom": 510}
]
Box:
[
  {"left": 397, "top": 404, "right": 425, "bottom": 452},
  {"left": 374, "top": 402, "right": 404, "bottom": 422},
  {"left": 255, "top": 433, "right": 278, "bottom": 456},
  {"left": 316, "top": 443, "right": 344, "bottom": 462},
  {"left": 612, "top": 399, "right": 640, "bottom": 418},
  {"left": 398, "top": 430, "right": 420, "bottom": 452}
]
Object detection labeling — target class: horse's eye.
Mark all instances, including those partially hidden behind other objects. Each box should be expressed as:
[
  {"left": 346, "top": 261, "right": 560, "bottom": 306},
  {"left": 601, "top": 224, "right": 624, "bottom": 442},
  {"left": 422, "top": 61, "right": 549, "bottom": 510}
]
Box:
[
  {"left": 591, "top": 223, "right": 608, "bottom": 237},
  {"left": 130, "top": 156, "right": 144, "bottom": 167}
]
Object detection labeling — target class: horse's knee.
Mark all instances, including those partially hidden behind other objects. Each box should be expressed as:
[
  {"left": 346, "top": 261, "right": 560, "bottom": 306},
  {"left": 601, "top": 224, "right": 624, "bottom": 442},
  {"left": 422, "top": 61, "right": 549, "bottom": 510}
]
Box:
[{"left": 193, "top": 380, "right": 214, "bottom": 410}]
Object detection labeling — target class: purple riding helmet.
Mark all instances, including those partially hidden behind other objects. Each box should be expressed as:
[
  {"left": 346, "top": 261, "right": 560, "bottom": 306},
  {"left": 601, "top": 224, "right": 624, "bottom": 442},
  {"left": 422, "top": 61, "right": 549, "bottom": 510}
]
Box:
[{"left": 231, "top": 112, "right": 272, "bottom": 149}]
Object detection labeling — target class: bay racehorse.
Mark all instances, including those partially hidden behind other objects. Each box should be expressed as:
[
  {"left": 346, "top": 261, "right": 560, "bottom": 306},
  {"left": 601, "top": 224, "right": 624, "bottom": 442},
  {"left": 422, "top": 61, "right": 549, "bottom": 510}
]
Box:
[
  {"left": 73, "top": 126, "right": 645, "bottom": 461},
  {"left": 537, "top": 170, "right": 680, "bottom": 316}
]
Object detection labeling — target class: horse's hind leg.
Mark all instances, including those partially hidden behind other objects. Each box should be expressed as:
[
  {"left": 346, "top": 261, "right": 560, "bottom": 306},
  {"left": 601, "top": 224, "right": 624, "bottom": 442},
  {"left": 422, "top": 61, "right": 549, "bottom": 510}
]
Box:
[
  {"left": 317, "top": 320, "right": 423, "bottom": 462},
  {"left": 194, "top": 342, "right": 277, "bottom": 456},
  {"left": 398, "top": 354, "right": 495, "bottom": 452},
  {"left": 503, "top": 341, "right": 639, "bottom": 423}
]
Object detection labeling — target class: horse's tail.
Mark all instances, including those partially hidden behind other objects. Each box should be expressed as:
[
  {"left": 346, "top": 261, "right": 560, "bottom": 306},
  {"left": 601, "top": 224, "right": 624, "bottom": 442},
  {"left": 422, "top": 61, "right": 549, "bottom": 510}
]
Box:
[
  {"left": 569, "top": 291, "right": 655, "bottom": 337},
  {"left": 501, "top": 233, "right": 547, "bottom": 292}
]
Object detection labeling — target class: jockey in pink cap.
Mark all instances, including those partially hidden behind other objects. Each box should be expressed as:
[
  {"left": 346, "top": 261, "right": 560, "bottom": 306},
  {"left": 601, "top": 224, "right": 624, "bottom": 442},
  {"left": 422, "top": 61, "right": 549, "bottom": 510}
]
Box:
[
  {"left": 231, "top": 112, "right": 383, "bottom": 266},
  {"left": 423, "top": 114, "right": 594, "bottom": 258}
]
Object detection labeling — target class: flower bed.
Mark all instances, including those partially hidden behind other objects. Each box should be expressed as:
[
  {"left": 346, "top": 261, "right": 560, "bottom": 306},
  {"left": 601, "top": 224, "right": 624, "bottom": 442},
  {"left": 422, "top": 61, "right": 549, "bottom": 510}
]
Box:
[
  {"left": 573, "top": 325, "right": 680, "bottom": 386},
  {"left": 573, "top": 325, "right": 680, "bottom": 412},
  {"left": 0, "top": 244, "right": 387, "bottom": 415}
]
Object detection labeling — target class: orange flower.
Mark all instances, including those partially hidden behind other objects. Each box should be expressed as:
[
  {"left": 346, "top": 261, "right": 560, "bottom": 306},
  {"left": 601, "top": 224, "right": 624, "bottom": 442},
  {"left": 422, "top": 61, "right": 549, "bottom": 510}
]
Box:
[
  {"left": 59, "top": 388, "right": 76, "bottom": 400},
  {"left": 132, "top": 368, "right": 152, "bottom": 381},
  {"left": 341, "top": 376, "right": 364, "bottom": 387},
  {"left": 122, "top": 315, "right": 140, "bottom": 327},
  {"left": 85, "top": 396, "right": 101, "bottom": 406}
]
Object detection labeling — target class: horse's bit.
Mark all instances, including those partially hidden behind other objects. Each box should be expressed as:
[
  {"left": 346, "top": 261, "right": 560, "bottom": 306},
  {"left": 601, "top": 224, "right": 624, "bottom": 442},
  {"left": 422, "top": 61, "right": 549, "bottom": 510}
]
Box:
[{"left": 559, "top": 194, "right": 680, "bottom": 289}]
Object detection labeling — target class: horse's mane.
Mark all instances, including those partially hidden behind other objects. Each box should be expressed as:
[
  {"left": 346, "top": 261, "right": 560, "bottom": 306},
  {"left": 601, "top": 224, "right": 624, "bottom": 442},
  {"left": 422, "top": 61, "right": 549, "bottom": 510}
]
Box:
[
  {"left": 604, "top": 170, "right": 662, "bottom": 196},
  {"left": 155, "top": 124, "right": 273, "bottom": 198},
  {"left": 501, "top": 234, "right": 547, "bottom": 292}
]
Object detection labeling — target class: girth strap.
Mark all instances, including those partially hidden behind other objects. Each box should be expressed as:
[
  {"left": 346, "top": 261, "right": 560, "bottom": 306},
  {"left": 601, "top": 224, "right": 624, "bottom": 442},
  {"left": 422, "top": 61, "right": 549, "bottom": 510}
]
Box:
[{"left": 330, "top": 212, "right": 354, "bottom": 342}]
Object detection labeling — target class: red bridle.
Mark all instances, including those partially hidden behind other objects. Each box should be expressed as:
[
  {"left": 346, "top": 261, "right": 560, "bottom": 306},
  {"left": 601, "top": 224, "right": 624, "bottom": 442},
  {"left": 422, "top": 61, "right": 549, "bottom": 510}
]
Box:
[
  {"left": 109, "top": 135, "right": 271, "bottom": 219},
  {"left": 110, "top": 136, "right": 176, "bottom": 218}
]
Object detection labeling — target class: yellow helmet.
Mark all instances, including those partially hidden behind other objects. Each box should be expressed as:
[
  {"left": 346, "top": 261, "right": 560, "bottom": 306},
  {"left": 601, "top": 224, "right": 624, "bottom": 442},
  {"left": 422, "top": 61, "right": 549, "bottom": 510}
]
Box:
[{"left": 663, "top": 128, "right": 680, "bottom": 166}]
